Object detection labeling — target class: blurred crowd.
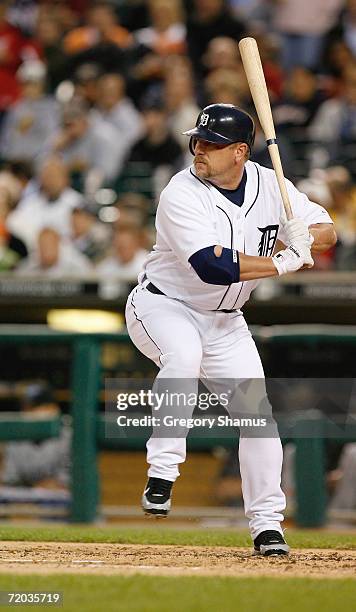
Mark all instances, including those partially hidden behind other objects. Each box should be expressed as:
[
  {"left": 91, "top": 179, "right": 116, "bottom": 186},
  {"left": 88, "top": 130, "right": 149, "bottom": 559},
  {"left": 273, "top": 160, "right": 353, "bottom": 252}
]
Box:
[{"left": 0, "top": 0, "right": 355, "bottom": 278}]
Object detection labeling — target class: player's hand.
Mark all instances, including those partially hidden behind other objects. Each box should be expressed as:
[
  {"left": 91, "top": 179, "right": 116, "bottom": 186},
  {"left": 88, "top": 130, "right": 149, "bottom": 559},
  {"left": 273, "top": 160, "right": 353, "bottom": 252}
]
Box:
[
  {"left": 281, "top": 217, "right": 314, "bottom": 248},
  {"left": 272, "top": 242, "right": 314, "bottom": 275}
]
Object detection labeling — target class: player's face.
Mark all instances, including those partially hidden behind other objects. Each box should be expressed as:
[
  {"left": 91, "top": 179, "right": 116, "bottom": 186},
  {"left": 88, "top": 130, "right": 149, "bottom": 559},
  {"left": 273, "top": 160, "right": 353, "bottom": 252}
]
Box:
[{"left": 193, "top": 139, "right": 246, "bottom": 186}]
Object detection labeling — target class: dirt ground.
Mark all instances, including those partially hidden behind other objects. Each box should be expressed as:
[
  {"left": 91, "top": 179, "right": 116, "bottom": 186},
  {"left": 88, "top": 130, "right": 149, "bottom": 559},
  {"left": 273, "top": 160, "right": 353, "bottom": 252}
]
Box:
[{"left": 0, "top": 542, "right": 355, "bottom": 578}]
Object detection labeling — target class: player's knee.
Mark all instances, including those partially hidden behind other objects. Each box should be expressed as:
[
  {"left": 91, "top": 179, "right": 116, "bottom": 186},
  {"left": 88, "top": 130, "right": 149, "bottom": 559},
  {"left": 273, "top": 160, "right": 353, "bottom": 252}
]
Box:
[{"left": 159, "top": 346, "right": 202, "bottom": 376}]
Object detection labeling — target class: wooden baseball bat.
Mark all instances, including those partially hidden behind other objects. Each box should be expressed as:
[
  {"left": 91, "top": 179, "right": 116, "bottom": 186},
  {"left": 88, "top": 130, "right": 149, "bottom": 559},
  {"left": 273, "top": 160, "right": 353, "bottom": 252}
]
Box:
[{"left": 238, "top": 37, "right": 293, "bottom": 220}]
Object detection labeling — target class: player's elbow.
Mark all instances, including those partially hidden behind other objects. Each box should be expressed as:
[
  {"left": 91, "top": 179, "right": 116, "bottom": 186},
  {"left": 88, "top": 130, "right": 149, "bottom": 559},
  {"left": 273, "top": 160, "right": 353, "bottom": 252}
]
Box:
[{"left": 189, "top": 246, "right": 240, "bottom": 285}]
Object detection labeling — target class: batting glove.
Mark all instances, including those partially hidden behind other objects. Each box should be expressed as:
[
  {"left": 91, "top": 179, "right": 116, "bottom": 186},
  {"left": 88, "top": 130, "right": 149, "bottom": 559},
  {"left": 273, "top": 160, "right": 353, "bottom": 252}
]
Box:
[
  {"left": 272, "top": 243, "right": 314, "bottom": 275},
  {"left": 281, "top": 217, "right": 314, "bottom": 248}
]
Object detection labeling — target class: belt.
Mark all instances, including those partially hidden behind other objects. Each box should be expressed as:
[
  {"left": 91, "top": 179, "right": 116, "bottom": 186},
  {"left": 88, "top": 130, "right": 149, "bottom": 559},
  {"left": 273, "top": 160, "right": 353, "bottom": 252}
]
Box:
[
  {"left": 145, "top": 279, "right": 237, "bottom": 312},
  {"left": 213, "top": 309, "right": 238, "bottom": 313},
  {"left": 146, "top": 282, "right": 165, "bottom": 296}
]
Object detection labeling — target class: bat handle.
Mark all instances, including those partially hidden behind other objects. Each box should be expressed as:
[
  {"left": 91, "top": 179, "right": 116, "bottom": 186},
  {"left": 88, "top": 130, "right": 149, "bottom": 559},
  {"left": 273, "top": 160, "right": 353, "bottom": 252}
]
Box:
[{"left": 267, "top": 143, "right": 293, "bottom": 220}]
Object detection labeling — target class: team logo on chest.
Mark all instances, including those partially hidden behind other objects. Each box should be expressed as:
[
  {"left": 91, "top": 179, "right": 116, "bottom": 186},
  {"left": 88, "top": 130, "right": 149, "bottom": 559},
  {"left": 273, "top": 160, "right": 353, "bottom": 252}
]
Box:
[
  {"left": 257, "top": 224, "right": 279, "bottom": 257},
  {"left": 199, "top": 113, "right": 209, "bottom": 127}
]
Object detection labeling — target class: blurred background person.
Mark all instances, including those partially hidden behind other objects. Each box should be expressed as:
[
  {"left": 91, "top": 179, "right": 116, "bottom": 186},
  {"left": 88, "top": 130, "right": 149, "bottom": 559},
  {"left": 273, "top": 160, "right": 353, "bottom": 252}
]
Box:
[
  {"left": 309, "top": 64, "right": 356, "bottom": 178},
  {"left": 186, "top": 0, "right": 245, "bottom": 78},
  {"left": 1, "top": 383, "right": 71, "bottom": 496},
  {"left": 17, "top": 227, "right": 92, "bottom": 277},
  {"left": 325, "top": 0, "right": 356, "bottom": 59},
  {"left": 73, "top": 62, "right": 103, "bottom": 108},
  {"left": 0, "top": 60, "right": 59, "bottom": 163},
  {"left": 163, "top": 55, "right": 200, "bottom": 163},
  {"left": 124, "top": 96, "right": 183, "bottom": 200},
  {"left": 48, "top": 98, "right": 119, "bottom": 194},
  {"left": 0, "top": 0, "right": 41, "bottom": 122},
  {"left": 4, "top": 160, "right": 38, "bottom": 203},
  {"left": 96, "top": 222, "right": 148, "bottom": 280},
  {"left": 7, "top": 157, "right": 84, "bottom": 251},
  {"left": 134, "top": 0, "right": 186, "bottom": 57},
  {"left": 97, "top": 221, "right": 148, "bottom": 298},
  {"left": 70, "top": 202, "right": 111, "bottom": 264},
  {"left": 92, "top": 72, "right": 144, "bottom": 176},
  {"left": 0, "top": 179, "right": 27, "bottom": 271},
  {"left": 63, "top": 0, "right": 133, "bottom": 55},
  {"left": 272, "top": 0, "right": 344, "bottom": 71},
  {"left": 35, "top": 9, "right": 68, "bottom": 93}
]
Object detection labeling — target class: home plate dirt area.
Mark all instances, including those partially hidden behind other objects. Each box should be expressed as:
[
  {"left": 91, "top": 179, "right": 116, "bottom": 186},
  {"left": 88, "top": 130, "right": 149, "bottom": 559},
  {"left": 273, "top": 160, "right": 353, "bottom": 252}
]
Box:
[{"left": 0, "top": 542, "right": 355, "bottom": 578}]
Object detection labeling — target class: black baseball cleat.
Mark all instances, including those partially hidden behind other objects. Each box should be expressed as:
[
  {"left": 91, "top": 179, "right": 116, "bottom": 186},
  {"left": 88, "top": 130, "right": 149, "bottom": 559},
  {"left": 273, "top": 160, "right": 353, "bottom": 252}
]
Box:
[
  {"left": 142, "top": 477, "right": 173, "bottom": 517},
  {"left": 253, "top": 530, "right": 290, "bottom": 557}
]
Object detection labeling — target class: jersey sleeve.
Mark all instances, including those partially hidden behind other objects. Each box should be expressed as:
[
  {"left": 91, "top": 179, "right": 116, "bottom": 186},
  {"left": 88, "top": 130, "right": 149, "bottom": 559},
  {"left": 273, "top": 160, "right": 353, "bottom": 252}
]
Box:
[
  {"left": 277, "top": 179, "right": 333, "bottom": 244},
  {"left": 156, "top": 183, "right": 219, "bottom": 268}
]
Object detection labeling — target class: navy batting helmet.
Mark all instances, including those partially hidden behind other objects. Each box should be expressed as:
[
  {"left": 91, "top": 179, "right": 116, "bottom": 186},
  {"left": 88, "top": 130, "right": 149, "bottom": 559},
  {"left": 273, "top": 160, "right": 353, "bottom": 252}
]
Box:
[{"left": 183, "top": 103, "right": 255, "bottom": 155}]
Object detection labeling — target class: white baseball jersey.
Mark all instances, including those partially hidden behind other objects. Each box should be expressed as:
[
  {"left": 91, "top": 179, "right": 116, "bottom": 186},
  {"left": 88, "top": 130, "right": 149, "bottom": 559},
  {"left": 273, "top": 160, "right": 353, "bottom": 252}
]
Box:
[{"left": 141, "top": 161, "right": 332, "bottom": 311}]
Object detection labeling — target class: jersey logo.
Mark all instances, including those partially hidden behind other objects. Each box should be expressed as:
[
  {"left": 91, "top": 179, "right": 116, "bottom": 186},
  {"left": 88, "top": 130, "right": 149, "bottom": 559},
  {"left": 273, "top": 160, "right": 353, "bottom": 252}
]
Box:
[
  {"left": 258, "top": 224, "right": 279, "bottom": 257},
  {"left": 199, "top": 113, "right": 209, "bottom": 127}
]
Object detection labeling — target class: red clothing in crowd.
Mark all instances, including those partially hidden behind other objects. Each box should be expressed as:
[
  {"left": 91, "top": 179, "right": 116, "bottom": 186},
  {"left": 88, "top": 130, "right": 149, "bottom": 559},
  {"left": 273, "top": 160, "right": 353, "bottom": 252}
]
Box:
[{"left": 0, "top": 20, "right": 41, "bottom": 110}]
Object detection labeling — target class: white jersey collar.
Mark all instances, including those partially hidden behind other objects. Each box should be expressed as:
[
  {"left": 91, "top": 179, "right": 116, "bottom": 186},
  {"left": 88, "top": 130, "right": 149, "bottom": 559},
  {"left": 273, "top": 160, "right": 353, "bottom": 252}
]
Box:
[{"left": 189, "top": 161, "right": 260, "bottom": 216}]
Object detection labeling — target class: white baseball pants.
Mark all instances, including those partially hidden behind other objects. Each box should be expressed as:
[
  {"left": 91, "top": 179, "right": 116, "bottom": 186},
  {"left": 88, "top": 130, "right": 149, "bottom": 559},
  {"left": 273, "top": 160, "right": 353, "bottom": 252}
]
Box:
[{"left": 125, "top": 283, "right": 286, "bottom": 538}]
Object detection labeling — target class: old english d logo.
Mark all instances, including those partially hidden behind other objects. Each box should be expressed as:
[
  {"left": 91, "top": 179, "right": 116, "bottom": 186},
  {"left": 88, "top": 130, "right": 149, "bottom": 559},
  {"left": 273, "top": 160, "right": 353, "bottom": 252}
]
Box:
[
  {"left": 258, "top": 225, "right": 279, "bottom": 257},
  {"left": 199, "top": 113, "right": 209, "bottom": 127}
]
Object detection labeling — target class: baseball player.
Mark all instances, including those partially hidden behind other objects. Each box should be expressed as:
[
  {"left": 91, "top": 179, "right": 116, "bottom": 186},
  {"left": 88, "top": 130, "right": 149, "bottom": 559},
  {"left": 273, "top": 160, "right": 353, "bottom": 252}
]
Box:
[{"left": 125, "top": 104, "right": 336, "bottom": 556}]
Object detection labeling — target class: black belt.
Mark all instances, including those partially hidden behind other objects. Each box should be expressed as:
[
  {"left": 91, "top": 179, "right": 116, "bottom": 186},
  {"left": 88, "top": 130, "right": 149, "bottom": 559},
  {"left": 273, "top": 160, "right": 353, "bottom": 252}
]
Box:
[
  {"left": 146, "top": 282, "right": 165, "bottom": 296},
  {"left": 214, "top": 309, "right": 238, "bottom": 313},
  {"left": 145, "top": 280, "right": 237, "bottom": 312}
]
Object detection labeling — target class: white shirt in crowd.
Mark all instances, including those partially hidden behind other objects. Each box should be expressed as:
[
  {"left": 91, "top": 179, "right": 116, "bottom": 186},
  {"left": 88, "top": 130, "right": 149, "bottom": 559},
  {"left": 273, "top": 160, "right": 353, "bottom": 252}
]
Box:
[
  {"left": 17, "top": 241, "right": 92, "bottom": 278},
  {"left": 7, "top": 188, "right": 84, "bottom": 251}
]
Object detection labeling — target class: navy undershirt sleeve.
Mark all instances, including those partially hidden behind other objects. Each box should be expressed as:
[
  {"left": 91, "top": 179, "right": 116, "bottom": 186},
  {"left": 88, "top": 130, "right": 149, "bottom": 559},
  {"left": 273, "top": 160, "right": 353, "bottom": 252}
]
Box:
[{"left": 189, "top": 246, "right": 240, "bottom": 285}]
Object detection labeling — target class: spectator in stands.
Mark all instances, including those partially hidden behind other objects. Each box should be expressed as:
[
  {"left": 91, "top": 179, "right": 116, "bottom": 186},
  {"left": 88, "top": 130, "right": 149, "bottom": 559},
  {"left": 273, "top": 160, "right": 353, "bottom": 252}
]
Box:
[
  {"left": 273, "top": 66, "right": 325, "bottom": 177},
  {"left": 204, "top": 67, "right": 245, "bottom": 106},
  {"left": 17, "top": 227, "right": 92, "bottom": 277},
  {"left": 272, "top": 0, "right": 344, "bottom": 71},
  {"left": 7, "top": 157, "right": 84, "bottom": 250},
  {"left": 114, "top": 192, "right": 153, "bottom": 236},
  {"left": 97, "top": 223, "right": 147, "bottom": 279},
  {"left": 321, "top": 39, "right": 355, "bottom": 99},
  {"left": 203, "top": 35, "right": 242, "bottom": 72},
  {"left": 326, "top": 0, "right": 356, "bottom": 59},
  {"left": 251, "top": 122, "right": 295, "bottom": 181},
  {"left": 124, "top": 96, "right": 183, "bottom": 199},
  {"left": 63, "top": 0, "right": 133, "bottom": 55},
  {"left": 7, "top": 0, "right": 39, "bottom": 36},
  {"left": 0, "top": 182, "right": 27, "bottom": 271},
  {"left": 5, "top": 160, "right": 38, "bottom": 203},
  {"left": 97, "top": 222, "right": 148, "bottom": 297},
  {"left": 129, "top": 0, "right": 187, "bottom": 106},
  {"left": 329, "top": 443, "right": 356, "bottom": 511},
  {"left": 93, "top": 72, "right": 144, "bottom": 176},
  {"left": 71, "top": 203, "right": 111, "bottom": 263},
  {"left": 0, "top": 60, "right": 59, "bottom": 163},
  {"left": 309, "top": 64, "right": 356, "bottom": 175},
  {"left": 186, "top": 0, "right": 245, "bottom": 77},
  {"left": 0, "top": 0, "right": 39, "bottom": 117},
  {"left": 35, "top": 11, "right": 69, "bottom": 92},
  {"left": 1, "top": 383, "right": 71, "bottom": 492},
  {"left": 283, "top": 440, "right": 356, "bottom": 514},
  {"left": 319, "top": 165, "right": 356, "bottom": 269},
  {"left": 73, "top": 62, "right": 102, "bottom": 108},
  {"left": 134, "top": 0, "right": 186, "bottom": 57},
  {"left": 228, "top": 0, "right": 271, "bottom": 25},
  {"left": 163, "top": 56, "right": 200, "bottom": 161},
  {"left": 48, "top": 98, "right": 120, "bottom": 193},
  {"left": 273, "top": 67, "right": 326, "bottom": 140}
]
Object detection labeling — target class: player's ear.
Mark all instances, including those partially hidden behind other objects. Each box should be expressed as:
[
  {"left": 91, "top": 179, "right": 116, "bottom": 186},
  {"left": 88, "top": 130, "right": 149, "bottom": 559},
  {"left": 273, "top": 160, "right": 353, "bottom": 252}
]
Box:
[{"left": 234, "top": 143, "right": 248, "bottom": 162}]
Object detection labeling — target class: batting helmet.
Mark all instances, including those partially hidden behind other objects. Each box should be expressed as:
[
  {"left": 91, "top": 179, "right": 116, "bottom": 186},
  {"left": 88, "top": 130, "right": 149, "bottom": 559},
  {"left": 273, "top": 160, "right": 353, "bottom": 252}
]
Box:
[{"left": 183, "top": 104, "right": 255, "bottom": 155}]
